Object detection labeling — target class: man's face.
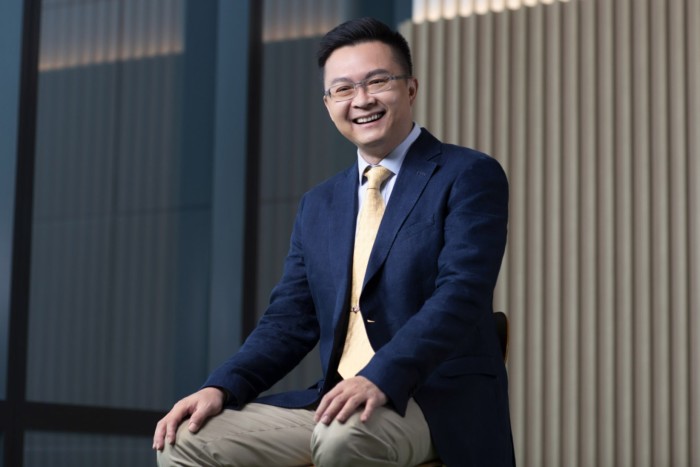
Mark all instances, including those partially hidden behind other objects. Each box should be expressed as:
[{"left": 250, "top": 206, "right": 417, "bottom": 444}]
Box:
[{"left": 322, "top": 41, "right": 418, "bottom": 162}]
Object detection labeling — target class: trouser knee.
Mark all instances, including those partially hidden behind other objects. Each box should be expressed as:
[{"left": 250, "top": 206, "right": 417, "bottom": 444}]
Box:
[
  {"left": 310, "top": 419, "right": 397, "bottom": 466},
  {"left": 156, "top": 446, "right": 178, "bottom": 467},
  {"left": 155, "top": 425, "right": 203, "bottom": 467}
]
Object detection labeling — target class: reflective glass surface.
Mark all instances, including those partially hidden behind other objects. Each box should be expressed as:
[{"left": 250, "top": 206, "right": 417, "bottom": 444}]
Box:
[{"left": 25, "top": 0, "right": 210, "bottom": 410}]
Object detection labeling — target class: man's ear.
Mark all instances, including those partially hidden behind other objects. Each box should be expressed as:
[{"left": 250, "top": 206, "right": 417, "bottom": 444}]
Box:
[{"left": 408, "top": 78, "right": 418, "bottom": 104}]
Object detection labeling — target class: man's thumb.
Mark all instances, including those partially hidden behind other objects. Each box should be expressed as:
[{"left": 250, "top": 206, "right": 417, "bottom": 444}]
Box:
[
  {"left": 188, "top": 409, "right": 205, "bottom": 433},
  {"left": 187, "top": 419, "right": 200, "bottom": 432}
]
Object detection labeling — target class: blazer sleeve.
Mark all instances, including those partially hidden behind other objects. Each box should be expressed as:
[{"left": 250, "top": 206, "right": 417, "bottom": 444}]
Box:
[{"left": 358, "top": 154, "right": 509, "bottom": 414}]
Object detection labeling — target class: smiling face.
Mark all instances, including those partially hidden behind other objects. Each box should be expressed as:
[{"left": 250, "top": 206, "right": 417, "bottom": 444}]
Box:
[{"left": 322, "top": 41, "right": 418, "bottom": 164}]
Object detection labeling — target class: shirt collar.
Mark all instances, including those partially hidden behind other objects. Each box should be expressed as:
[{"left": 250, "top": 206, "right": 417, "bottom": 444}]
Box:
[{"left": 357, "top": 123, "right": 422, "bottom": 184}]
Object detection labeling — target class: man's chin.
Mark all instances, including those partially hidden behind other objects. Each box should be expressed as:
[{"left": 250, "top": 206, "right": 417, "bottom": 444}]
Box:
[{"left": 352, "top": 131, "right": 386, "bottom": 150}]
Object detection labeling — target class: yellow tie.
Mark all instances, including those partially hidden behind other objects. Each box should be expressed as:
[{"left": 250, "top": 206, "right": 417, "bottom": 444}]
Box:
[{"left": 338, "top": 165, "right": 392, "bottom": 379}]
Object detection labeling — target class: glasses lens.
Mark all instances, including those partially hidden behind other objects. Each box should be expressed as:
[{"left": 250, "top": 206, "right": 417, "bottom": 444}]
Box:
[
  {"left": 327, "top": 75, "right": 400, "bottom": 102},
  {"left": 366, "top": 75, "right": 393, "bottom": 94},
  {"left": 330, "top": 83, "right": 356, "bottom": 101}
]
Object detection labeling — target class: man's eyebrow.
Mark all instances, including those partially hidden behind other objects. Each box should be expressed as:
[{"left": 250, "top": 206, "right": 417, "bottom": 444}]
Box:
[{"left": 328, "top": 68, "right": 392, "bottom": 86}]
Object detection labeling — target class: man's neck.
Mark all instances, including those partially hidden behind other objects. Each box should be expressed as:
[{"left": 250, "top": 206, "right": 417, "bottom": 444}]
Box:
[
  {"left": 359, "top": 152, "right": 387, "bottom": 166},
  {"left": 358, "top": 124, "right": 417, "bottom": 165}
]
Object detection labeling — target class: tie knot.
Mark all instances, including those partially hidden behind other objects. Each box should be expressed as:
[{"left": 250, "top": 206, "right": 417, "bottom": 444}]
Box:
[{"left": 364, "top": 166, "right": 392, "bottom": 190}]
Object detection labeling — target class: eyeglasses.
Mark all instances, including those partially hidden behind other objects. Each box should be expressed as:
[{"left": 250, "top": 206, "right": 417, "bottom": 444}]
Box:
[{"left": 324, "top": 74, "right": 411, "bottom": 102}]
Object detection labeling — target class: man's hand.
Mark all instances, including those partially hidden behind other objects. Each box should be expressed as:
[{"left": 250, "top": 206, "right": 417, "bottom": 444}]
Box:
[
  {"left": 152, "top": 387, "right": 225, "bottom": 451},
  {"left": 314, "top": 376, "right": 387, "bottom": 425}
]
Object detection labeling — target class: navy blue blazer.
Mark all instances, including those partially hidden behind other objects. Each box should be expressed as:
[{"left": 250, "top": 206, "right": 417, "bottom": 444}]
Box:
[{"left": 205, "top": 129, "right": 514, "bottom": 466}]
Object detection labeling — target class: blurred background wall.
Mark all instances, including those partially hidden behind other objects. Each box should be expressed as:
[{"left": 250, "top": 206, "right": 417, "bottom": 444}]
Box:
[
  {"left": 403, "top": 3, "right": 699, "bottom": 467},
  {"left": 2, "top": 0, "right": 255, "bottom": 464},
  {"left": 1, "top": 0, "right": 697, "bottom": 466}
]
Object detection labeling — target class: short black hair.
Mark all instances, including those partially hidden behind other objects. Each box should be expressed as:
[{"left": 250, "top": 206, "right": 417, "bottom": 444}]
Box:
[{"left": 317, "top": 17, "right": 413, "bottom": 77}]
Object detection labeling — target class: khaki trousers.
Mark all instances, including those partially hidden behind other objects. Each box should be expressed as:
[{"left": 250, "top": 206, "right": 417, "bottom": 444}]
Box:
[{"left": 157, "top": 399, "right": 436, "bottom": 467}]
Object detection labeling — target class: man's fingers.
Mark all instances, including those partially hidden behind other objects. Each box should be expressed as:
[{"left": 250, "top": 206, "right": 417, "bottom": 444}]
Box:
[
  {"left": 153, "top": 411, "right": 182, "bottom": 450},
  {"left": 152, "top": 421, "right": 166, "bottom": 450},
  {"left": 360, "top": 397, "right": 379, "bottom": 423},
  {"left": 152, "top": 388, "right": 225, "bottom": 451},
  {"left": 187, "top": 406, "right": 210, "bottom": 433},
  {"left": 360, "top": 387, "right": 387, "bottom": 422},
  {"left": 315, "top": 386, "right": 342, "bottom": 423},
  {"left": 188, "top": 408, "right": 202, "bottom": 432},
  {"left": 152, "top": 400, "right": 191, "bottom": 450},
  {"left": 320, "top": 389, "right": 365, "bottom": 424},
  {"left": 165, "top": 419, "right": 179, "bottom": 445},
  {"left": 188, "top": 388, "right": 225, "bottom": 432},
  {"left": 314, "top": 393, "right": 332, "bottom": 422},
  {"left": 334, "top": 395, "right": 362, "bottom": 423},
  {"left": 319, "top": 393, "right": 348, "bottom": 424},
  {"left": 314, "top": 377, "right": 387, "bottom": 424}
]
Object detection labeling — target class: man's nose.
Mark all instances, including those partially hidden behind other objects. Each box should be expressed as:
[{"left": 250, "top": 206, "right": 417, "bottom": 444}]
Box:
[{"left": 352, "top": 85, "right": 376, "bottom": 106}]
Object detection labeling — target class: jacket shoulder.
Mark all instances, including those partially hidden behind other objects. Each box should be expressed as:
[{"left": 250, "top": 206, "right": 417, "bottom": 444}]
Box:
[{"left": 302, "top": 164, "right": 355, "bottom": 200}]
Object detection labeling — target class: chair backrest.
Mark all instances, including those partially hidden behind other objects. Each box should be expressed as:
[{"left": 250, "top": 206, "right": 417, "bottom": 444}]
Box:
[{"left": 493, "top": 311, "right": 509, "bottom": 362}]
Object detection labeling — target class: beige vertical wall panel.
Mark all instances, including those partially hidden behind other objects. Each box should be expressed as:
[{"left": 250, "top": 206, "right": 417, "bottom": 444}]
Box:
[
  {"left": 631, "top": 1, "right": 653, "bottom": 465},
  {"left": 505, "top": 8, "right": 530, "bottom": 463},
  {"left": 412, "top": 22, "right": 433, "bottom": 130},
  {"left": 687, "top": 3, "right": 700, "bottom": 466},
  {"left": 445, "top": 19, "right": 462, "bottom": 143},
  {"left": 560, "top": 2, "right": 581, "bottom": 464},
  {"left": 649, "top": 1, "right": 672, "bottom": 465},
  {"left": 409, "top": 0, "right": 698, "bottom": 465},
  {"left": 475, "top": 13, "right": 494, "bottom": 151},
  {"left": 667, "top": 0, "right": 689, "bottom": 460},
  {"left": 460, "top": 15, "right": 479, "bottom": 146},
  {"left": 524, "top": 5, "right": 545, "bottom": 467},
  {"left": 578, "top": 1, "right": 598, "bottom": 465},
  {"left": 666, "top": 1, "right": 690, "bottom": 464},
  {"left": 542, "top": 4, "right": 562, "bottom": 465},
  {"left": 429, "top": 21, "right": 447, "bottom": 136},
  {"left": 492, "top": 10, "right": 512, "bottom": 315},
  {"left": 612, "top": 1, "right": 635, "bottom": 464},
  {"left": 594, "top": 0, "right": 615, "bottom": 465}
]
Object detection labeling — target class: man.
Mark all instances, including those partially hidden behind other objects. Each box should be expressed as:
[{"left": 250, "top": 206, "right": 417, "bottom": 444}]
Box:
[{"left": 154, "top": 17, "right": 514, "bottom": 466}]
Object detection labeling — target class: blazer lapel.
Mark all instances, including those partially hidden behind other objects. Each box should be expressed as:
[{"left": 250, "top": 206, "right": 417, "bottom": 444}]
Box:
[
  {"left": 363, "top": 130, "right": 441, "bottom": 289},
  {"left": 329, "top": 165, "right": 359, "bottom": 326}
]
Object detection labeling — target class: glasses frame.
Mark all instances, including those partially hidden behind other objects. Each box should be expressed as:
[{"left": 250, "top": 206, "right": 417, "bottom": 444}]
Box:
[{"left": 323, "top": 74, "right": 412, "bottom": 102}]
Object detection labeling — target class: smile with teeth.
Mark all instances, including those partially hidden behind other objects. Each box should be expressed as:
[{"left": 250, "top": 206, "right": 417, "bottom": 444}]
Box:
[{"left": 354, "top": 112, "right": 384, "bottom": 124}]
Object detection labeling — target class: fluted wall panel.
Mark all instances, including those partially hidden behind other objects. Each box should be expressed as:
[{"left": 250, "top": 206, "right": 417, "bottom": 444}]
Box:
[
  {"left": 402, "top": 1, "right": 699, "bottom": 465},
  {"left": 687, "top": 2, "right": 700, "bottom": 464},
  {"left": 28, "top": 0, "right": 192, "bottom": 411},
  {"left": 263, "top": 0, "right": 348, "bottom": 41}
]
